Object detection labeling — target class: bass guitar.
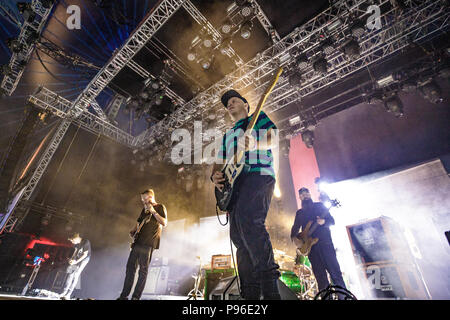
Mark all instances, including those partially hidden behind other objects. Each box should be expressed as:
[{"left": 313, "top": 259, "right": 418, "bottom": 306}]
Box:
[
  {"left": 293, "top": 206, "right": 329, "bottom": 256},
  {"left": 215, "top": 67, "right": 283, "bottom": 211}
]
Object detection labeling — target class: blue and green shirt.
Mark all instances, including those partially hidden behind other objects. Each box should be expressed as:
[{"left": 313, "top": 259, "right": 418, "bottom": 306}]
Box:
[{"left": 218, "top": 111, "right": 277, "bottom": 178}]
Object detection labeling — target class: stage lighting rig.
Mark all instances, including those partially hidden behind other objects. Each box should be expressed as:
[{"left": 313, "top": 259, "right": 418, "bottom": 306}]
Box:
[
  {"left": 220, "top": 18, "right": 233, "bottom": 34},
  {"left": 294, "top": 53, "right": 309, "bottom": 70},
  {"left": 240, "top": 20, "right": 253, "bottom": 39},
  {"left": 236, "top": 0, "right": 255, "bottom": 18},
  {"left": 41, "top": 0, "right": 56, "bottom": 9},
  {"left": 288, "top": 70, "right": 303, "bottom": 88},
  {"left": 301, "top": 130, "right": 315, "bottom": 148},
  {"left": 418, "top": 79, "right": 443, "bottom": 104},
  {"left": 320, "top": 38, "right": 335, "bottom": 56},
  {"left": 312, "top": 56, "right": 328, "bottom": 74},
  {"left": 6, "top": 38, "right": 25, "bottom": 54},
  {"left": 383, "top": 93, "right": 404, "bottom": 118},
  {"left": 342, "top": 38, "right": 361, "bottom": 60},
  {"left": 349, "top": 19, "right": 366, "bottom": 38},
  {"left": 17, "top": 2, "right": 35, "bottom": 23}
]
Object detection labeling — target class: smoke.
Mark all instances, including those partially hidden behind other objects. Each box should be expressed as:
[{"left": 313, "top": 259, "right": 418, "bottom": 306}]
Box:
[{"left": 324, "top": 159, "right": 450, "bottom": 299}]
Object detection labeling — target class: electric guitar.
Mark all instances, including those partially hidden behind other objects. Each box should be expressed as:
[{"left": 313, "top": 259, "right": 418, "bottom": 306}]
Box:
[
  {"left": 214, "top": 67, "right": 283, "bottom": 212},
  {"left": 129, "top": 203, "right": 154, "bottom": 249},
  {"left": 293, "top": 205, "right": 329, "bottom": 256}
]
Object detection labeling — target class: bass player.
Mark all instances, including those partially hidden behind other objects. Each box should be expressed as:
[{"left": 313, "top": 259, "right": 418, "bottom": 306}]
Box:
[
  {"left": 117, "top": 189, "right": 167, "bottom": 300},
  {"left": 290, "top": 187, "right": 347, "bottom": 295}
]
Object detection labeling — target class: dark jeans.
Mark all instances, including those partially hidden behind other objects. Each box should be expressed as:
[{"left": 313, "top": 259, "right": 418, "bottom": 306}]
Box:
[
  {"left": 229, "top": 172, "right": 281, "bottom": 300},
  {"left": 119, "top": 244, "right": 154, "bottom": 299},
  {"left": 308, "top": 241, "right": 346, "bottom": 292}
]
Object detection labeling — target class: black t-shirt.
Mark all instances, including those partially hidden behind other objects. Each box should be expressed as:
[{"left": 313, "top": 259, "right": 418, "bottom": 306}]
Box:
[
  {"left": 290, "top": 202, "right": 335, "bottom": 243},
  {"left": 73, "top": 239, "right": 91, "bottom": 263},
  {"left": 135, "top": 204, "right": 166, "bottom": 249}
]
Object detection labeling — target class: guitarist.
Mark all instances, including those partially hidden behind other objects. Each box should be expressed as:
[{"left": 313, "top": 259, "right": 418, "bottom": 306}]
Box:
[
  {"left": 60, "top": 232, "right": 91, "bottom": 300},
  {"left": 290, "top": 187, "right": 346, "bottom": 294},
  {"left": 210, "top": 89, "right": 281, "bottom": 300},
  {"left": 117, "top": 189, "right": 167, "bottom": 300}
]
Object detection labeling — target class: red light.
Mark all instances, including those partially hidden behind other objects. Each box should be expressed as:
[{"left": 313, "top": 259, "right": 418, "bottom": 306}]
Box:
[{"left": 43, "top": 253, "right": 50, "bottom": 259}]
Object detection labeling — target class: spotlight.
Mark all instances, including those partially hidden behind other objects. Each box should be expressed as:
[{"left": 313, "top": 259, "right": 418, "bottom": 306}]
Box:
[
  {"left": 187, "top": 50, "right": 197, "bottom": 61},
  {"left": 220, "top": 19, "right": 233, "bottom": 34},
  {"left": 320, "top": 38, "right": 335, "bottom": 56},
  {"left": 313, "top": 57, "right": 328, "bottom": 74},
  {"left": 219, "top": 37, "right": 232, "bottom": 55},
  {"left": 17, "top": 2, "right": 35, "bottom": 23},
  {"left": 153, "top": 91, "right": 165, "bottom": 106},
  {"left": 295, "top": 54, "right": 309, "bottom": 70},
  {"left": 140, "top": 88, "right": 151, "bottom": 100},
  {"left": 301, "top": 130, "right": 314, "bottom": 148},
  {"left": 237, "top": 1, "right": 254, "bottom": 17},
  {"left": 350, "top": 20, "right": 366, "bottom": 38},
  {"left": 149, "top": 79, "right": 161, "bottom": 90},
  {"left": 203, "top": 36, "right": 213, "bottom": 48},
  {"left": 288, "top": 70, "right": 302, "bottom": 87},
  {"left": 201, "top": 57, "right": 213, "bottom": 70},
  {"left": 384, "top": 94, "right": 404, "bottom": 118},
  {"left": 418, "top": 80, "right": 443, "bottom": 104},
  {"left": 288, "top": 115, "right": 301, "bottom": 127},
  {"left": 240, "top": 20, "right": 253, "bottom": 39},
  {"left": 342, "top": 39, "right": 360, "bottom": 59},
  {"left": 7, "top": 38, "right": 25, "bottom": 54}
]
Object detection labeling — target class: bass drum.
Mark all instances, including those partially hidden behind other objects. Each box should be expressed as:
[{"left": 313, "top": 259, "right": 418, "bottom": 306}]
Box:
[{"left": 279, "top": 270, "right": 303, "bottom": 294}]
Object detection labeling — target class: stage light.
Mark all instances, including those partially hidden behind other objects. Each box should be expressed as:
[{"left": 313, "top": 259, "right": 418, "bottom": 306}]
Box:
[
  {"left": 187, "top": 50, "right": 197, "bottom": 61},
  {"left": 140, "top": 89, "right": 150, "bottom": 100},
  {"left": 342, "top": 39, "right": 360, "bottom": 59},
  {"left": 313, "top": 57, "right": 328, "bottom": 74},
  {"left": 320, "top": 38, "right": 335, "bottom": 56},
  {"left": 201, "top": 57, "right": 213, "bottom": 70},
  {"left": 220, "top": 19, "right": 233, "bottom": 34},
  {"left": 149, "top": 79, "right": 161, "bottom": 90},
  {"left": 295, "top": 54, "right": 309, "bottom": 70},
  {"left": 219, "top": 37, "right": 232, "bottom": 55},
  {"left": 350, "top": 20, "right": 366, "bottom": 38},
  {"left": 6, "top": 38, "right": 25, "bottom": 54},
  {"left": 288, "top": 70, "right": 302, "bottom": 87},
  {"left": 203, "top": 36, "right": 213, "bottom": 48},
  {"left": 418, "top": 80, "right": 443, "bottom": 104},
  {"left": 17, "top": 2, "right": 35, "bottom": 23},
  {"left": 326, "top": 19, "right": 342, "bottom": 32},
  {"left": 377, "top": 74, "right": 397, "bottom": 88},
  {"left": 154, "top": 91, "right": 165, "bottom": 106},
  {"left": 240, "top": 20, "right": 253, "bottom": 39},
  {"left": 401, "top": 80, "right": 417, "bottom": 93},
  {"left": 288, "top": 115, "right": 301, "bottom": 127},
  {"left": 384, "top": 94, "right": 404, "bottom": 118},
  {"left": 323, "top": 200, "right": 332, "bottom": 209},
  {"left": 237, "top": 0, "right": 254, "bottom": 17},
  {"left": 301, "top": 130, "right": 314, "bottom": 148}
]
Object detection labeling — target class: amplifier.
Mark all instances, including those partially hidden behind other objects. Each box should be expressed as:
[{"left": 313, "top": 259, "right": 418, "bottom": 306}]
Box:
[
  {"left": 211, "top": 255, "right": 232, "bottom": 270},
  {"left": 209, "top": 276, "right": 240, "bottom": 300},
  {"left": 346, "top": 216, "right": 414, "bottom": 265},
  {"left": 203, "top": 268, "right": 235, "bottom": 300}
]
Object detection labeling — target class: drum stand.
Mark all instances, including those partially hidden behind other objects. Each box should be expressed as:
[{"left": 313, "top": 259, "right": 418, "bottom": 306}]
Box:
[
  {"left": 187, "top": 257, "right": 204, "bottom": 300},
  {"left": 295, "top": 265, "right": 318, "bottom": 300}
]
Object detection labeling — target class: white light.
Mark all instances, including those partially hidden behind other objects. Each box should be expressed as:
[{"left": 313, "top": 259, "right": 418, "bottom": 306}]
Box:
[
  {"left": 274, "top": 184, "right": 282, "bottom": 198},
  {"left": 377, "top": 75, "right": 395, "bottom": 87},
  {"left": 318, "top": 181, "right": 330, "bottom": 193},
  {"left": 323, "top": 200, "right": 332, "bottom": 209},
  {"left": 289, "top": 115, "right": 300, "bottom": 126}
]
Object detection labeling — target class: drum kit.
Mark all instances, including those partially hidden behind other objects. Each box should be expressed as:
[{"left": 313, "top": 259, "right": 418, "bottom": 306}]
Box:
[{"left": 274, "top": 248, "right": 318, "bottom": 300}]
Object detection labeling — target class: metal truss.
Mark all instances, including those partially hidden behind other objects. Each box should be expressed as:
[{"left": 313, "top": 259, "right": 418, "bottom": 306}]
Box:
[
  {"left": 28, "top": 87, "right": 135, "bottom": 146},
  {"left": 0, "top": 0, "right": 55, "bottom": 95},
  {"left": 127, "top": 59, "right": 186, "bottom": 106},
  {"left": 107, "top": 94, "right": 126, "bottom": 121},
  {"left": 253, "top": 0, "right": 281, "bottom": 41},
  {"left": 134, "top": 0, "right": 448, "bottom": 148},
  {"left": 182, "top": 0, "right": 244, "bottom": 65},
  {"left": 69, "top": 0, "right": 186, "bottom": 117},
  {"left": 1, "top": 119, "right": 71, "bottom": 233}
]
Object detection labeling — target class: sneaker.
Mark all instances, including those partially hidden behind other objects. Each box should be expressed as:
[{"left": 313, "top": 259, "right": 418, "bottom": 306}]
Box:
[{"left": 116, "top": 296, "right": 128, "bottom": 300}]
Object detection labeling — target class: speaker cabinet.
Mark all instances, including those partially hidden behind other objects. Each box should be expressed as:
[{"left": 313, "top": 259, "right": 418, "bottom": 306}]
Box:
[
  {"left": 204, "top": 268, "right": 235, "bottom": 300},
  {"left": 346, "top": 216, "right": 414, "bottom": 265},
  {"left": 359, "top": 263, "right": 429, "bottom": 299}
]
